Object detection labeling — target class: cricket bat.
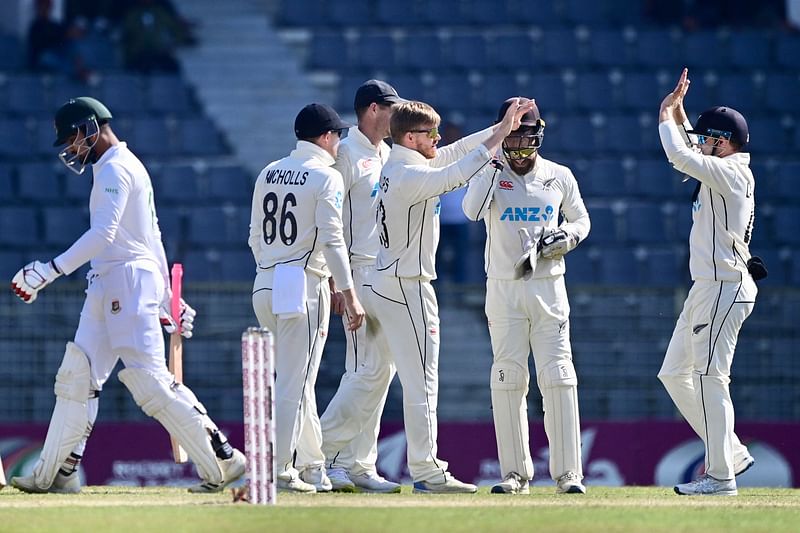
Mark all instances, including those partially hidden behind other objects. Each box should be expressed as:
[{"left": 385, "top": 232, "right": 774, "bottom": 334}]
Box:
[
  {"left": 0, "top": 455, "right": 7, "bottom": 489},
  {"left": 168, "top": 263, "right": 189, "bottom": 464}
]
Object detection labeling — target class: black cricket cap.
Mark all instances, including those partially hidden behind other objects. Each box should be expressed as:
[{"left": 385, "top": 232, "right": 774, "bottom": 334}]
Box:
[
  {"left": 496, "top": 97, "right": 542, "bottom": 128},
  {"left": 294, "top": 103, "right": 352, "bottom": 139},
  {"left": 354, "top": 79, "right": 407, "bottom": 110},
  {"left": 687, "top": 106, "right": 749, "bottom": 149}
]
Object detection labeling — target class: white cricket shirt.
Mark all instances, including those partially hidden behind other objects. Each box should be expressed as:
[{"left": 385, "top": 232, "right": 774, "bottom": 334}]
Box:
[
  {"left": 659, "top": 120, "right": 754, "bottom": 282},
  {"left": 249, "top": 141, "right": 353, "bottom": 290},
  {"left": 374, "top": 129, "right": 493, "bottom": 280},
  {"left": 333, "top": 126, "right": 391, "bottom": 269},
  {"left": 463, "top": 155, "right": 590, "bottom": 280},
  {"left": 54, "top": 142, "right": 168, "bottom": 279}
]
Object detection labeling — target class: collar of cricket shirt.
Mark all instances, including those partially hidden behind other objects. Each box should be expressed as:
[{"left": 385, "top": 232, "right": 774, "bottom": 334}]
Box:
[
  {"left": 349, "top": 126, "right": 390, "bottom": 160},
  {"left": 292, "top": 140, "right": 336, "bottom": 167},
  {"left": 388, "top": 143, "right": 430, "bottom": 165}
]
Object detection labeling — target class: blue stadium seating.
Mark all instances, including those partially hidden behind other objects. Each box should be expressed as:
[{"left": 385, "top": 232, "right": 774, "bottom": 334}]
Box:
[
  {"left": 177, "top": 118, "right": 226, "bottom": 156},
  {"left": 772, "top": 206, "right": 800, "bottom": 245},
  {"left": 0, "top": 206, "right": 38, "bottom": 245},
  {"left": 354, "top": 33, "right": 397, "bottom": 70},
  {"left": 0, "top": 34, "right": 23, "bottom": 70},
  {"left": 0, "top": 163, "right": 13, "bottom": 198},
  {"left": 775, "top": 33, "right": 800, "bottom": 69},
  {"left": 584, "top": 202, "right": 618, "bottom": 243},
  {"left": 716, "top": 73, "right": 762, "bottom": 114},
  {"left": 574, "top": 72, "right": 618, "bottom": 112},
  {"left": 728, "top": 31, "right": 771, "bottom": 68},
  {"left": 748, "top": 116, "right": 789, "bottom": 155},
  {"left": 621, "top": 71, "right": 665, "bottom": 112},
  {"left": 641, "top": 245, "right": 685, "bottom": 286},
  {"left": 488, "top": 33, "right": 536, "bottom": 70},
  {"left": 131, "top": 117, "right": 174, "bottom": 157},
  {"left": 773, "top": 161, "right": 800, "bottom": 201},
  {"left": 16, "top": 162, "right": 62, "bottom": 201},
  {"left": 589, "top": 30, "right": 635, "bottom": 68},
  {"left": 597, "top": 246, "right": 640, "bottom": 284},
  {"left": 328, "top": 0, "right": 372, "bottom": 25},
  {"left": 682, "top": 31, "right": 725, "bottom": 69},
  {"left": 635, "top": 29, "right": 682, "bottom": 67},
  {"left": 541, "top": 29, "right": 588, "bottom": 68},
  {"left": 6, "top": 75, "right": 47, "bottom": 115},
  {"left": 448, "top": 32, "right": 489, "bottom": 70},
  {"left": 519, "top": 72, "right": 569, "bottom": 113},
  {"left": 633, "top": 158, "right": 682, "bottom": 198},
  {"left": 564, "top": 246, "right": 595, "bottom": 285},
  {"left": 308, "top": 33, "right": 349, "bottom": 70},
  {"left": 625, "top": 202, "right": 669, "bottom": 243},
  {"left": 147, "top": 75, "right": 194, "bottom": 115},
  {"left": 397, "top": 32, "right": 443, "bottom": 70},
  {"left": 221, "top": 249, "right": 257, "bottom": 281},
  {"left": 374, "top": 0, "right": 417, "bottom": 26},
  {"left": 206, "top": 165, "right": 253, "bottom": 202},
  {"left": 96, "top": 73, "right": 147, "bottom": 115},
  {"left": 188, "top": 206, "right": 245, "bottom": 245},
  {"left": 43, "top": 206, "right": 87, "bottom": 246},
  {"left": 764, "top": 73, "right": 800, "bottom": 113},
  {"left": 154, "top": 164, "right": 202, "bottom": 202},
  {"left": 578, "top": 159, "right": 628, "bottom": 198}
]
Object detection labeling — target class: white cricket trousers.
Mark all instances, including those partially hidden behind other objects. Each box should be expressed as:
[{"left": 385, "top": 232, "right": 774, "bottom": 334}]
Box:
[
  {"left": 252, "top": 269, "right": 330, "bottom": 478},
  {"left": 658, "top": 277, "right": 757, "bottom": 480},
  {"left": 71, "top": 261, "right": 175, "bottom": 455},
  {"left": 485, "top": 275, "right": 582, "bottom": 482},
  {"left": 319, "top": 265, "right": 396, "bottom": 476},
  {"left": 365, "top": 272, "right": 449, "bottom": 483}
]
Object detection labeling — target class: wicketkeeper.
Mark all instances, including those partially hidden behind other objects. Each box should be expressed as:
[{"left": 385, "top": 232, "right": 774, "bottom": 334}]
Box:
[
  {"left": 463, "top": 97, "right": 590, "bottom": 495},
  {"left": 10, "top": 97, "right": 245, "bottom": 494}
]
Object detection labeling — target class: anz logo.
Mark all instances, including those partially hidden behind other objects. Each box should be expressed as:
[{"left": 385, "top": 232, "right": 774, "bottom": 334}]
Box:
[
  {"left": 499, "top": 205, "right": 555, "bottom": 222},
  {"left": 692, "top": 199, "right": 702, "bottom": 213},
  {"left": 371, "top": 181, "right": 380, "bottom": 198},
  {"left": 434, "top": 199, "right": 441, "bottom": 215}
]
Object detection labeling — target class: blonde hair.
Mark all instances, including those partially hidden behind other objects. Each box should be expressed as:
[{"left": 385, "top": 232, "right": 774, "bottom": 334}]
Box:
[{"left": 390, "top": 101, "right": 441, "bottom": 144}]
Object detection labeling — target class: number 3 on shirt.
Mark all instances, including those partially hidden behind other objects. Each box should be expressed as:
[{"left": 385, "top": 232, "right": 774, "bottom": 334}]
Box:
[{"left": 262, "top": 191, "right": 297, "bottom": 245}]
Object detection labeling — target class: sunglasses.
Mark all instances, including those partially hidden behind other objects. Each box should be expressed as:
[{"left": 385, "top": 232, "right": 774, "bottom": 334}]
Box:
[
  {"left": 505, "top": 148, "right": 537, "bottom": 160},
  {"left": 410, "top": 127, "right": 439, "bottom": 139},
  {"left": 331, "top": 130, "right": 344, "bottom": 138}
]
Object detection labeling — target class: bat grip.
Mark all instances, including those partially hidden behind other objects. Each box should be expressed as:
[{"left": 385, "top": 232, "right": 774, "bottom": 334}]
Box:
[{"left": 170, "top": 263, "right": 183, "bottom": 334}]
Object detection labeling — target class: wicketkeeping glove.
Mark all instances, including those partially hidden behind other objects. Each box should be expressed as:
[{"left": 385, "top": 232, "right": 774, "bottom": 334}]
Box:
[
  {"left": 539, "top": 228, "right": 579, "bottom": 260},
  {"left": 159, "top": 298, "right": 196, "bottom": 339},
  {"left": 513, "top": 227, "right": 543, "bottom": 280},
  {"left": 11, "top": 260, "right": 62, "bottom": 304}
]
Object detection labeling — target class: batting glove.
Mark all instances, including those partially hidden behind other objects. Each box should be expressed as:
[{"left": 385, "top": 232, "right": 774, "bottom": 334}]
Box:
[
  {"left": 539, "top": 228, "right": 578, "bottom": 260},
  {"left": 11, "top": 260, "right": 62, "bottom": 304},
  {"left": 159, "top": 298, "right": 196, "bottom": 339}
]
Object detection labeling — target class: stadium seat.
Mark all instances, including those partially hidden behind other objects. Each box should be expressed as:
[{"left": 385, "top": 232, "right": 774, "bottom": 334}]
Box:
[
  {"left": 790, "top": 250, "right": 800, "bottom": 285},
  {"left": 447, "top": 32, "right": 489, "bottom": 70},
  {"left": 752, "top": 248, "right": 785, "bottom": 286},
  {"left": 519, "top": 72, "right": 569, "bottom": 113},
  {"left": 308, "top": 33, "right": 349, "bottom": 70},
  {"left": 488, "top": 32, "right": 537, "bottom": 70},
  {"left": 0, "top": 250, "right": 23, "bottom": 281},
  {"left": 328, "top": 0, "right": 372, "bottom": 25},
  {"left": 43, "top": 207, "right": 88, "bottom": 246},
  {"left": 634, "top": 158, "right": 682, "bottom": 198},
  {"left": 541, "top": 28, "right": 588, "bottom": 68},
  {"left": 775, "top": 33, "right": 800, "bottom": 69},
  {"left": 96, "top": 73, "right": 147, "bottom": 115},
  {"left": 588, "top": 29, "right": 635, "bottom": 67},
  {"left": 374, "top": 0, "right": 418, "bottom": 25},
  {"left": 155, "top": 164, "right": 202, "bottom": 202},
  {"left": 682, "top": 31, "right": 725, "bottom": 69},
  {"left": 16, "top": 162, "right": 62, "bottom": 201},
  {"left": 429, "top": 72, "right": 479, "bottom": 113},
  {"left": 479, "top": 71, "right": 521, "bottom": 114},
  {"left": 577, "top": 159, "right": 628, "bottom": 198},
  {"left": 728, "top": 31, "right": 771, "bottom": 68},
  {"left": 597, "top": 247, "right": 641, "bottom": 284},
  {"left": 183, "top": 249, "right": 222, "bottom": 281},
  {"left": 178, "top": 118, "right": 226, "bottom": 156},
  {"left": 771, "top": 206, "right": 800, "bottom": 245},
  {"left": 397, "top": 32, "right": 443, "bottom": 70},
  {"left": 188, "top": 206, "right": 245, "bottom": 245},
  {"left": 276, "top": 0, "right": 327, "bottom": 26},
  {"left": 764, "top": 73, "right": 800, "bottom": 113},
  {"left": 748, "top": 116, "right": 789, "bottom": 155},
  {"left": 206, "top": 165, "right": 253, "bottom": 202},
  {"left": 624, "top": 202, "right": 668, "bottom": 243},
  {"left": 147, "top": 75, "right": 194, "bottom": 115},
  {"left": 221, "top": 249, "right": 258, "bottom": 281},
  {"left": 716, "top": 73, "right": 762, "bottom": 114},
  {"left": 620, "top": 71, "right": 665, "bottom": 112},
  {"left": 354, "top": 33, "right": 397, "bottom": 70},
  {"left": 384, "top": 73, "right": 425, "bottom": 102},
  {"left": 48, "top": 77, "right": 92, "bottom": 113},
  {"left": 635, "top": 29, "right": 682, "bottom": 67},
  {"left": 583, "top": 202, "right": 618, "bottom": 243},
  {"left": 156, "top": 206, "right": 184, "bottom": 251},
  {"left": 0, "top": 206, "right": 38, "bottom": 245},
  {"left": 131, "top": 117, "right": 175, "bottom": 157},
  {"left": 0, "top": 163, "right": 13, "bottom": 198},
  {"left": 574, "top": 72, "right": 619, "bottom": 112},
  {"left": 0, "top": 34, "right": 23, "bottom": 70},
  {"left": 6, "top": 75, "right": 48, "bottom": 115},
  {"left": 640, "top": 245, "right": 684, "bottom": 286},
  {"left": 564, "top": 246, "right": 595, "bottom": 285},
  {"left": 773, "top": 161, "right": 800, "bottom": 201}
]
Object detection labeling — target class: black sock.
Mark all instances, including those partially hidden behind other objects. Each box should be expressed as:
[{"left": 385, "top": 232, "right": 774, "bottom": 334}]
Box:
[{"left": 210, "top": 430, "right": 233, "bottom": 460}]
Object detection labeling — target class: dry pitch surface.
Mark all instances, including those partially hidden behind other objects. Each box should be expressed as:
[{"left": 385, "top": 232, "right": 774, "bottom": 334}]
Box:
[{"left": 1, "top": 485, "right": 799, "bottom": 533}]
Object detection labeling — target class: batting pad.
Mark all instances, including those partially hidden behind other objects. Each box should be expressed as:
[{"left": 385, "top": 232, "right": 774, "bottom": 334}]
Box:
[
  {"left": 31, "top": 342, "right": 90, "bottom": 489},
  {"left": 119, "top": 368, "right": 222, "bottom": 485},
  {"left": 539, "top": 359, "right": 582, "bottom": 480},
  {"left": 490, "top": 361, "right": 533, "bottom": 480}
]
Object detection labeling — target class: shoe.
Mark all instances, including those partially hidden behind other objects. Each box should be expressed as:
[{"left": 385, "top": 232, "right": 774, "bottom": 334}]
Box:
[
  {"left": 300, "top": 465, "right": 332, "bottom": 493},
  {"left": 327, "top": 468, "right": 356, "bottom": 492},
  {"left": 51, "top": 472, "right": 81, "bottom": 494},
  {"left": 734, "top": 455, "right": 755, "bottom": 476},
  {"left": 556, "top": 471, "right": 586, "bottom": 494},
  {"left": 491, "top": 472, "right": 530, "bottom": 494},
  {"left": 352, "top": 471, "right": 401, "bottom": 494},
  {"left": 277, "top": 474, "right": 317, "bottom": 493},
  {"left": 10, "top": 475, "right": 48, "bottom": 494},
  {"left": 674, "top": 474, "right": 737, "bottom": 496},
  {"left": 188, "top": 449, "right": 246, "bottom": 493},
  {"left": 412, "top": 472, "right": 477, "bottom": 494}
]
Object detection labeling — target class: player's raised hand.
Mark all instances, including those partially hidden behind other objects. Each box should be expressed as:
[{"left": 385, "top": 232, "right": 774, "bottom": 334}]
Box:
[
  {"left": 659, "top": 68, "right": 690, "bottom": 122},
  {"left": 10, "top": 260, "right": 62, "bottom": 303}
]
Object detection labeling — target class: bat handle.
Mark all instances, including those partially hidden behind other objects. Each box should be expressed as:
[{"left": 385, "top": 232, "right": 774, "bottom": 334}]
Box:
[{"left": 170, "top": 263, "right": 183, "bottom": 335}]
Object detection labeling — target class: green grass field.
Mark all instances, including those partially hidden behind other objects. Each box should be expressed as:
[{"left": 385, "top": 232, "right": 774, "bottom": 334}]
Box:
[{"left": 1, "top": 486, "right": 799, "bottom": 533}]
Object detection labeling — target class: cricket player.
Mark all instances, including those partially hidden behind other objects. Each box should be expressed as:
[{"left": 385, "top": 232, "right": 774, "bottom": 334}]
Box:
[
  {"left": 657, "top": 69, "right": 760, "bottom": 496},
  {"left": 10, "top": 97, "right": 245, "bottom": 494},
  {"left": 249, "top": 103, "right": 366, "bottom": 493},
  {"left": 315, "top": 80, "right": 404, "bottom": 493},
  {"left": 366, "top": 98, "right": 534, "bottom": 493},
  {"left": 463, "top": 98, "right": 590, "bottom": 495}
]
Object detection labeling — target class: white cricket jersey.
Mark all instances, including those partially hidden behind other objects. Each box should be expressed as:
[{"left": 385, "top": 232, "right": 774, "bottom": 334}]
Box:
[
  {"left": 463, "top": 155, "right": 590, "bottom": 280},
  {"left": 54, "top": 142, "right": 168, "bottom": 278},
  {"left": 659, "top": 120, "right": 754, "bottom": 282},
  {"left": 249, "top": 141, "right": 353, "bottom": 290},
  {"left": 374, "top": 129, "right": 493, "bottom": 280},
  {"left": 333, "top": 126, "right": 390, "bottom": 269}
]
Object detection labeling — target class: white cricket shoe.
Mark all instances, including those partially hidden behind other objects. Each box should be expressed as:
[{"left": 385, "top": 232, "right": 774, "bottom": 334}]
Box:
[
  {"left": 352, "top": 471, "right": 401, "bottom": 494},
  {"left": 675, "top": 474, "right": 737, "bottom": 496},
  {"left": 327, "top": 468, "right": 356, "bottom": 492},
  {"left": 300, "top": 465, "right": 333, "bottom": 493},
  {"left": 412, "top": 472, "right": 477, "bottom": 494},
  {"left": 10, "top": 475, "right": 48, "bottom": 494},
  {"left": 734, "top": 454, "right": 755, "bottom": 476},
  {"left": 491, "top": 472, "right": 530, "bottom": 494},
  {"left": 188, "top": 448, "right": 246, "bottom": 493},
  {"left": 277, "top": 473, "right": 317, "bottom": 493},
  {"left": 51, "top": 471, "right": 81, "bottom": 494},
  {"left": 556, "top": 471, "right": 586, "bottom": 494}
]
